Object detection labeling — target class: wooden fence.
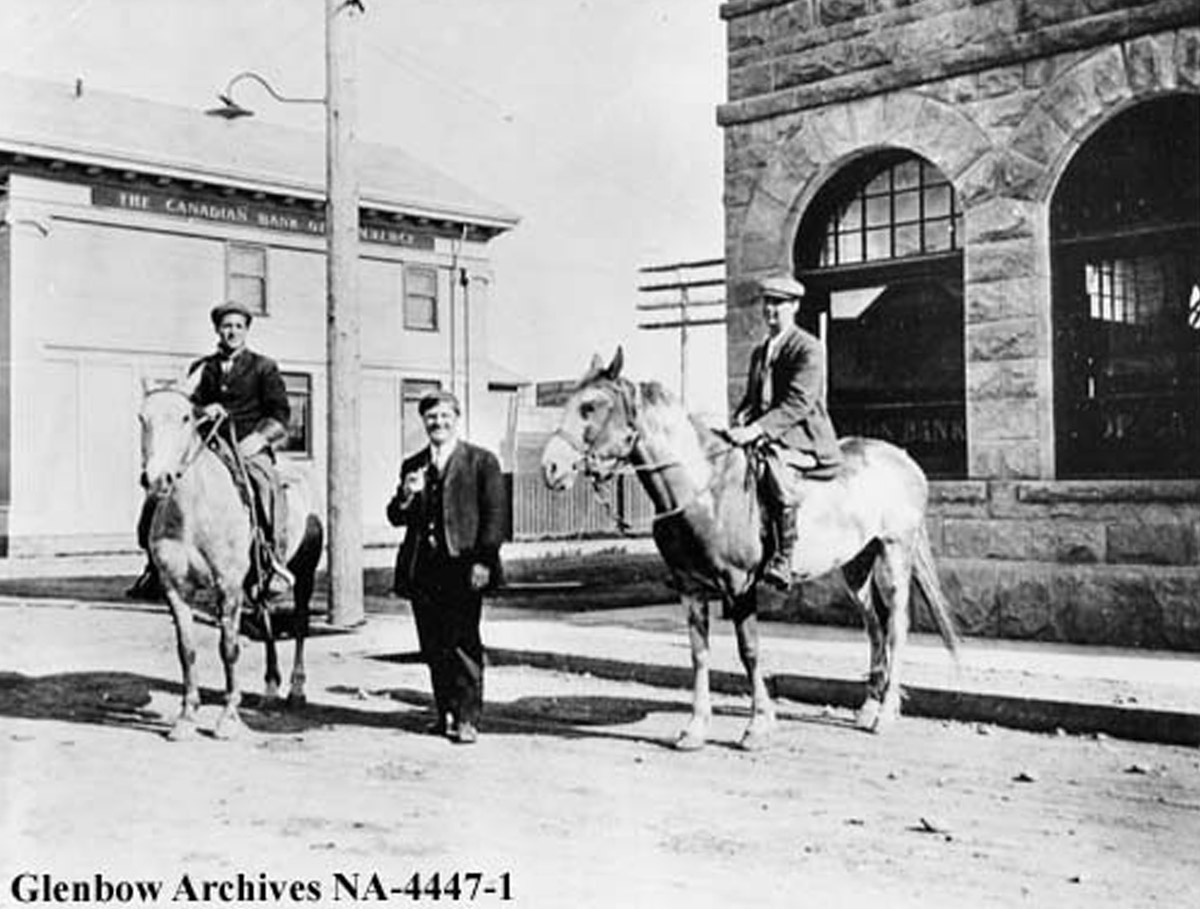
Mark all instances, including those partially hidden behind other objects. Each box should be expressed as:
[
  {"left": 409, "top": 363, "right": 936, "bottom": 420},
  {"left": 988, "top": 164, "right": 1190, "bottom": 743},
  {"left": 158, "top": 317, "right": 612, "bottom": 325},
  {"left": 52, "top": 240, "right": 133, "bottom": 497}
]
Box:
[{"left": 510, "top": 470, "right": 655, "bottom": 540}]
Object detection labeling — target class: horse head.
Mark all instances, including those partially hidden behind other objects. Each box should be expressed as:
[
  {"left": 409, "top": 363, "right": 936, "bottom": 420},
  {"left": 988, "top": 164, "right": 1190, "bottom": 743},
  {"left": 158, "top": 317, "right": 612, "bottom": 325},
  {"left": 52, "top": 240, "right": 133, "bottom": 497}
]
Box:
[
  {"left": 139, "top": 369, "right": 205, "bottom": 497},
  {"left": 542, "top": 347, "right": 639, "bottom": 490}
]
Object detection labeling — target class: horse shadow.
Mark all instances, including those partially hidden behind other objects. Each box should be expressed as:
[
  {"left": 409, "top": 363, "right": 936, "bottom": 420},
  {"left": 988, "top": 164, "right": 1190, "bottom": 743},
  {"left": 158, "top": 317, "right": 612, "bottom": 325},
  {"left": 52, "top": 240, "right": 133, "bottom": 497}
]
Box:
[{"left": 0, "top": 665, "right": 758, "bottom": 750}]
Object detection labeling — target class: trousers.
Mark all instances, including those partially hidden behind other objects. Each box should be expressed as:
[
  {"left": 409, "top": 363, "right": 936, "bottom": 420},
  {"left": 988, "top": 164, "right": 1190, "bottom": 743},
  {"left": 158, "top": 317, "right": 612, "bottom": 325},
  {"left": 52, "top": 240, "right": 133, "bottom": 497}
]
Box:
[{"left": 409, "top": 544, "right": 485, "bottom": 727}]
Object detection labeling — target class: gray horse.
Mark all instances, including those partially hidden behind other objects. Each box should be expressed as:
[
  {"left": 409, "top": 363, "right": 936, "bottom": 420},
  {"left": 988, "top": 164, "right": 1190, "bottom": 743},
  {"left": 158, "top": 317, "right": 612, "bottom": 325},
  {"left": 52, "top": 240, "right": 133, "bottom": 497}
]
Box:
[
  {"left": 139, "top": 372, "right": 324, "bottom": 740},
  {"left": 541, "top": 349, "right": 958, "bottom": 750}
]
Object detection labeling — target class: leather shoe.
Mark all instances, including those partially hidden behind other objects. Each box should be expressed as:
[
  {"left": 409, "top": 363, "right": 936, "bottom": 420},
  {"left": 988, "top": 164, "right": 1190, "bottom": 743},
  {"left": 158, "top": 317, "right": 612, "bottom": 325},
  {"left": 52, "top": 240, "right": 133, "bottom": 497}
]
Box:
[{"left": 453, "top": 722, "right": 478, "bottom": 744}]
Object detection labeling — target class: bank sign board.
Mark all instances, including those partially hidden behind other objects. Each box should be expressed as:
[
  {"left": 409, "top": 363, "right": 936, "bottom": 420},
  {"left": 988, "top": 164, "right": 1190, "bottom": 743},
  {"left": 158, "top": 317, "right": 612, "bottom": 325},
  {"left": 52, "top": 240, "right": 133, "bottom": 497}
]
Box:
[{"left": 91, "top": 185, "right": 437, "bottom": 250}]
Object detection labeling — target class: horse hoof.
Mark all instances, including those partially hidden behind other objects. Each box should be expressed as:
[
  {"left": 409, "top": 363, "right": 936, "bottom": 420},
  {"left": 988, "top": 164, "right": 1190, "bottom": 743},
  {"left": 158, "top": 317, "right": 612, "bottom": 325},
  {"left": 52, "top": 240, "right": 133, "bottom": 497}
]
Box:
[
  {"left": 739, "top": 717, "right": 776, "bottom": 751},
  {"left": 285, "top": 692, "right": 307, "bottom": 711},
  {"left": 674, "top": 730, "right": 707, "bottom": 752},
  {"left": 165, "top": 719, "right": 199, "bottom": 742},
  {"left": 213, "top": 712, "right": 246, "bottom": 741},
  {"left": 856, "top": 698, "right": 883, "bottom": 732}
]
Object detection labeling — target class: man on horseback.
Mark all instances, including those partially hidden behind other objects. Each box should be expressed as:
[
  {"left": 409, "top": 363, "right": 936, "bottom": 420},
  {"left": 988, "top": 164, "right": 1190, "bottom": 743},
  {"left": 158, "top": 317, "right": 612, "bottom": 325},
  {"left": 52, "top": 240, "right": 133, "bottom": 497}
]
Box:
[
  {"left": 128, "top": 300, "right": 294, "bottom": 600},
  {"left": 726, "top": 272, "right": 843, "bottom": 590}
]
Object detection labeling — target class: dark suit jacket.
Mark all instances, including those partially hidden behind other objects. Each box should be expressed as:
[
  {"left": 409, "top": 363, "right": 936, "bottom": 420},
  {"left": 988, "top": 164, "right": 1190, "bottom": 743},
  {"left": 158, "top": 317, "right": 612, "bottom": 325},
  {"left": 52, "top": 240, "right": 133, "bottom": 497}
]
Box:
[
  {"left": 189, "top": 348, "right": 290, "bottom": 443},
  {"left": 386, "top": 440, "right": 506, "bottom": 596},
  {"left": 733, "top": 325, "right": 841, "bottom": 465}
]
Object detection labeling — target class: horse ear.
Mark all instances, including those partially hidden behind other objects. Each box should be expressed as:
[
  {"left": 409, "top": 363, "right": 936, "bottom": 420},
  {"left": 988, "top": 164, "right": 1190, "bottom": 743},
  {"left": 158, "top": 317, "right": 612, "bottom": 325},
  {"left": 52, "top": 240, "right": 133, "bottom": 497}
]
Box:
[
  {"left": 605, "top": 346, "right": 624, "bottom": 380},
  {"left": 179, "top": 365, "right": 203, "bottom": 399},
  {"left": 578, "top": 353, "right": 605, "bottom": 387}
]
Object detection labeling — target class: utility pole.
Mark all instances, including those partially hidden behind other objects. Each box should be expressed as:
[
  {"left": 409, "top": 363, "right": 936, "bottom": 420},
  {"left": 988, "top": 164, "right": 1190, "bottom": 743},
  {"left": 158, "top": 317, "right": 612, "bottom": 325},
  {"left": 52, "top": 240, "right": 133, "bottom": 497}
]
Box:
[
  {"left": 325, "top": 0, "right": 363, "bottom": 626},
  {"left": 636, "top": 258, "right": 726, "bottom": 409}
]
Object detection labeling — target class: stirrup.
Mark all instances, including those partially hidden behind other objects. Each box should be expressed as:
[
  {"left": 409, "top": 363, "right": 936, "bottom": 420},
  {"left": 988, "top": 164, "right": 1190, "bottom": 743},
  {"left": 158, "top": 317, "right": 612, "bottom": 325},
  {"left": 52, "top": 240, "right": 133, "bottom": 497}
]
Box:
[{"left": 762, "top": 556, "right": 793, "bottom": 591}]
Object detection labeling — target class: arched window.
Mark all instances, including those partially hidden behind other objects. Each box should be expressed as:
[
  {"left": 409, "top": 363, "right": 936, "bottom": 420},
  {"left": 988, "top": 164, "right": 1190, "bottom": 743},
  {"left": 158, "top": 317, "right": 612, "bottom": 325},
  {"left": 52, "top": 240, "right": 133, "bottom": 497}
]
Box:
[
  {"left": 796, "top": 151, "right": 966, "bottom": 477},
  {"left": 1052, "top": 97, "right": 1200, "bottom": 478}
]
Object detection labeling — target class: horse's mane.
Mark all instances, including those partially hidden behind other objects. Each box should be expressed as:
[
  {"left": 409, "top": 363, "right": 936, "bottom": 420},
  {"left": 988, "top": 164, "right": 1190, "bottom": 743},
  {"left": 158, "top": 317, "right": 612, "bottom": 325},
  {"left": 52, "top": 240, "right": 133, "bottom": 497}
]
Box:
[{"left": 637, "top": 380, "right": 730, "bottom": 460}]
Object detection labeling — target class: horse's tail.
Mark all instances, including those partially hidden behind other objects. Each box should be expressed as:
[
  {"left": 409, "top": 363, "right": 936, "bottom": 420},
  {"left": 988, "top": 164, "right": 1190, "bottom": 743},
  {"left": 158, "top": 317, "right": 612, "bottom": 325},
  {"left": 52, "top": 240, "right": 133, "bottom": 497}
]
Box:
[{"left": 912, "top": 523, "right": 960, "bottom": 657}]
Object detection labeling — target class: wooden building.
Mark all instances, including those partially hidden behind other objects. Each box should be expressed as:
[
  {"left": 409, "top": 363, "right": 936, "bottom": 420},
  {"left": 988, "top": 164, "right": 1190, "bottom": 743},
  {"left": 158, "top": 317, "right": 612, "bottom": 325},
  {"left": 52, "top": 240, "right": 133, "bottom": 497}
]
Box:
[{"left": 0, "top": 74, "right": 518, "bottom": 556}]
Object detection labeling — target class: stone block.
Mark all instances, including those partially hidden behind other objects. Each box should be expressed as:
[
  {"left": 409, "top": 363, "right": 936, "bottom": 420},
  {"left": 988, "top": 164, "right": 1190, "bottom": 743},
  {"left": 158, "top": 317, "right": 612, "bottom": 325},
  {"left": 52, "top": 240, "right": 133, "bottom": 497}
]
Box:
[
  {"left": 970, "top": 441, "right": 1041, "bottom": 479},
  {"left": 818, "top": 0, "right": 873, "bottom": 28},
  {"left": 964, "top": 277, "right": 1042, "bottom": 322},
  {"left": 1107, "top": 522, "right": 1196, "bottom": 566},
  {"left": 1155, "top": 573, "right": 1200, "bottom": 650},
  {"left": 967, "top": 318, "right": 1038, "bottom": 360},
  {"left": 1175, "top": 27, "right": 1200, "bottom": 88},
  {"left": 1011, "top": 110, "right": 1070, "bottom": 167},
  {"left": 730, "top": 62, "right": 774, "bottom": 100},
  {"left": 970, "top": 398, "right": 1039, "bottom": 440},
  {"left": 944, "top": 518, "right": 1104, "bottom": 563},
  {"left": 965, "top": 197, "right": 1037, "bottom": 245},
  {"left": 932, "top": 558, "right": 1000, "bottom": 637},
  {"left": 1090, "top": 42, "right": 1135, "bottom": 103},
  {"left": 967, "top": 359, "right": 1038, "bottom": 400}
]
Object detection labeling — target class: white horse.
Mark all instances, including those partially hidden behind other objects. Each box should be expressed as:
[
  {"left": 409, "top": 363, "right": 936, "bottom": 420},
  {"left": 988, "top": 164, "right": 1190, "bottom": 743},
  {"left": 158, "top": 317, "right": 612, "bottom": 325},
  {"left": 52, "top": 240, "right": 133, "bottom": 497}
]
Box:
[
  {"left": 542, "top": 349, "right": 959, "bottom": 750},
  {"left": 139, "top": 371, "right": 324, "bottom": 740}
]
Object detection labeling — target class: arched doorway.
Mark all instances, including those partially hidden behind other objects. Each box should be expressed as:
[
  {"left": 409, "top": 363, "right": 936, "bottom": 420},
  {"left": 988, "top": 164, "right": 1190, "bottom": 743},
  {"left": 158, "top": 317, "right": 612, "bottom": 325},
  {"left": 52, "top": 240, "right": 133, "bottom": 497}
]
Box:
[
  {"left": 795, "top": 151, "right": 966, "bottom": 477},
  {"left": 1051, "top": 96, "right": 1200, "bottom": 479}
]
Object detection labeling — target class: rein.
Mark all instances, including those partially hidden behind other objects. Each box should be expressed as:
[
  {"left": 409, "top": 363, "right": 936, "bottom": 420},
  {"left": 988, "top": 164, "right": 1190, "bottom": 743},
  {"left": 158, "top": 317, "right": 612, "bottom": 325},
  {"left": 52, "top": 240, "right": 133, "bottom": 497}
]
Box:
[{"left": 143, "top": 388, "right": 228, "bottom": 495}]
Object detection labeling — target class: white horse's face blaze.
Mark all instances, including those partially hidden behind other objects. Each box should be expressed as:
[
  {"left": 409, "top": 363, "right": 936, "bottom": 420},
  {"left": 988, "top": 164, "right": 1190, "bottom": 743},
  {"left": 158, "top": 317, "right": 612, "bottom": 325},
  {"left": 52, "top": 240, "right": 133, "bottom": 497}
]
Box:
[{"left": 140, "top": 391, "right": 198, "bottom": 496}]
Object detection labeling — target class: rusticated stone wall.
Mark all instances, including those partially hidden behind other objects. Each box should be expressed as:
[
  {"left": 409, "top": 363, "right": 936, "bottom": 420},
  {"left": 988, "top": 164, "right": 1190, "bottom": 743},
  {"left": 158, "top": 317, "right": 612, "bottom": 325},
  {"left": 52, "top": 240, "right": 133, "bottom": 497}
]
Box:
[{"left": 719, "top": 0, "right": 1200, "bottom": 648}]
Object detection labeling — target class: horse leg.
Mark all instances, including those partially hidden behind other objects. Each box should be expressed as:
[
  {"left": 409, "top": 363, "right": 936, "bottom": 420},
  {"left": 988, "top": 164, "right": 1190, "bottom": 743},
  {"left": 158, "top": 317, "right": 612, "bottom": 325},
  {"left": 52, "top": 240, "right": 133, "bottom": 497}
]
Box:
[
  {"left": 849, "top": 573, "right": 889, "bottom": 732},
  {"left": 675, "top": 593, "right": 711, "bottom": 751},
  {"left": 213, "top": 581, "right": 247, "bottom": 740},
  {"left": 162, "top": 585, "right": 201, "bottom": 741},
  {"left": 286, "top": 549, "right": 314, "bottom": 710},
  {"left": 260, "top": 608, "right": 283, "bottom": 706},
  {"left": 863, "top": 543, "right": 912, "bottom": 733},
  {"left": 732, "top": 589, "right": 775, "bottom": 751}
]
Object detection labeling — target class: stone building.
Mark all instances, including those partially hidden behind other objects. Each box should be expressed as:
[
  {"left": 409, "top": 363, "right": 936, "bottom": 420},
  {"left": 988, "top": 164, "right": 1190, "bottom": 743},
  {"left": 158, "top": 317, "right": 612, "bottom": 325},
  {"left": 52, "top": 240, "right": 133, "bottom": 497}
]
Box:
[
  {"left": 719, "top": 0, "right": 1200, "bottom": 649},
  {"left": 0, "top": 74, "right": 517, "bottom": 556}
]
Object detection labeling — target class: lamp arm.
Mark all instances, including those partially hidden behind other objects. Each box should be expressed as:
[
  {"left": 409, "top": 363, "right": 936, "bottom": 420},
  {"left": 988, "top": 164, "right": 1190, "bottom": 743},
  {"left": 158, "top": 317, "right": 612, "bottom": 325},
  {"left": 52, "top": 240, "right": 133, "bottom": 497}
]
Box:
[{"left": 222, "top": 71, "right": 325, "bottom": 107}]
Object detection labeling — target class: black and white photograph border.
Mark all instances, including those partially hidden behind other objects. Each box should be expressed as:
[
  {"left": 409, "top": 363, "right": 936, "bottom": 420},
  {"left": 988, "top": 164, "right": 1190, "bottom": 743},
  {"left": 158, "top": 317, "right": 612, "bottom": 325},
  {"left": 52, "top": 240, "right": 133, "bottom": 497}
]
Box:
[{"left": 0, "top": 2, "right": 1198, "bottom": 908}]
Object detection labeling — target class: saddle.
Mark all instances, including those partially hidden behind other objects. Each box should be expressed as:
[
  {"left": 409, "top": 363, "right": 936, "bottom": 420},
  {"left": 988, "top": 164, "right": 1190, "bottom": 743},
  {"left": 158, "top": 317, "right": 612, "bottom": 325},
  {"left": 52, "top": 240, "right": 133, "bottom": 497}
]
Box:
[{"left": 755, "top": 440, "right": 840, "bottom": 506}]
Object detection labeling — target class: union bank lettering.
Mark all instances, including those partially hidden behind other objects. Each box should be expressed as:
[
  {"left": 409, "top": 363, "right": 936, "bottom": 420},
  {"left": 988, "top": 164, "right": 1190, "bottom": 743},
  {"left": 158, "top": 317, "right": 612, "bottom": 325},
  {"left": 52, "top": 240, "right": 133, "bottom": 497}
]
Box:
[{"left": 91, "top": 185, "right": 436, "bottom": 250}]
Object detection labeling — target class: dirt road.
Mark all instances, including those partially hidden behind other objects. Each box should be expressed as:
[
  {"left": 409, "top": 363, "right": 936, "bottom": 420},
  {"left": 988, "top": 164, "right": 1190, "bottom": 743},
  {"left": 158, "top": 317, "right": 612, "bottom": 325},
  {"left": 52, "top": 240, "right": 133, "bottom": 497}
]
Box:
[{"left": 2, "top": 600, "right": 1197, "bottom": 908}]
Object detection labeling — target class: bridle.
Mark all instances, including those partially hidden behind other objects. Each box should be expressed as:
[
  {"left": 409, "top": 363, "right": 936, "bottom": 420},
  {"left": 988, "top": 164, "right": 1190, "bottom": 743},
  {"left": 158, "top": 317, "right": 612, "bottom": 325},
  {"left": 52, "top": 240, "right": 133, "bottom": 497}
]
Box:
[
  {"left": 554, "top": 378, "right": 740, "bottom": 527},
  {"left": 141, "top": 387, "right": 227, "bottom": 496}
]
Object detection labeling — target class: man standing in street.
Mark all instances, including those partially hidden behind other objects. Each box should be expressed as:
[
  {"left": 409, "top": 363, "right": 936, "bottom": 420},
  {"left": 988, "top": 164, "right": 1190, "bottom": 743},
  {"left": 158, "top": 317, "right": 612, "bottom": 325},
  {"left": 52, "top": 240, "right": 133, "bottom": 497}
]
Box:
[
  {"left": 727, "top": 272, "right": 843, "bottom": 590},
  {"left": 387, "top": 390, "right": 506, "bottom": 744}
]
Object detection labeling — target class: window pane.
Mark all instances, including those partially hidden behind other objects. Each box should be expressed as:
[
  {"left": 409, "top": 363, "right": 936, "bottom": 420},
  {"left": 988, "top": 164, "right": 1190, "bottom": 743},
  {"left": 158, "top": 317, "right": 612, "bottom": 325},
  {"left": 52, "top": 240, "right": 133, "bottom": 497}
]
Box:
[
  {"left": 838, "top": 200, "right": 861, "bottom": 231},
  {"left": 893, "top": 159, "right": 921, "bottom": 190},
  {"left": 925, "top": 185, "right": 951, "bottom": 218},
  {"left": 925, "top": 219, "right": 954, "bottom": 253},
  {"left": 838, "top": 233, "right": 861, "bottom": 264},
  {"left": 865, "top": 195, "right": 890, "bottom": 227},
  {"left": 864, "top": 170, "right": 890, "bottom": 195},
  {"left": 865, "top": 228, "right": 891, "bottom": 261},
  {"left": 404, "top": 267, "right": 439, "bottom": 331},
  {"left": 229, "top": 275, "right": 265, "bottom": 311},
  {"left": 894, "top": 189, "right": 920, "bottom": 223},
  {"left": 895, "top": 224, "right": 921, "bottom": 257},
  {"left": 230, "top": 245, "right": 265, "bottom": 276},
  {"left": 280, "top": 372, "right": 311, "bottom": 456}
]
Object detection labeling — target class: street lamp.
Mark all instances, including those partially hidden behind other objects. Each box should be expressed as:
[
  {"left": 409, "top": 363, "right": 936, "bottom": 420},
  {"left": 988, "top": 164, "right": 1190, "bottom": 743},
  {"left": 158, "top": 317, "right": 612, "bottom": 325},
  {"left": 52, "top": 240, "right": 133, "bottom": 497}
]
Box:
[
  {"left": 205, "top": 71, "right": 324, "bottom": 120},
  {"left": 206, "top": 0, "right": 365, "bottom": 628}
]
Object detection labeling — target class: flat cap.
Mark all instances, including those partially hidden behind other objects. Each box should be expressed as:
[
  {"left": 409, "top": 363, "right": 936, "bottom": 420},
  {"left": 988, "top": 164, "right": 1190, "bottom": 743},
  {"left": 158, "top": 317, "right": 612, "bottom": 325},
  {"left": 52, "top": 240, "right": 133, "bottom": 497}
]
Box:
[
  {"left": 210, "top": 300, "right": 255, "bottom": 326},
  {"left": 757, "top": 273, "right": 806, "bottom": 301},
  {"left": 418, "top": 388, "right": 461, "bottom": 416}
]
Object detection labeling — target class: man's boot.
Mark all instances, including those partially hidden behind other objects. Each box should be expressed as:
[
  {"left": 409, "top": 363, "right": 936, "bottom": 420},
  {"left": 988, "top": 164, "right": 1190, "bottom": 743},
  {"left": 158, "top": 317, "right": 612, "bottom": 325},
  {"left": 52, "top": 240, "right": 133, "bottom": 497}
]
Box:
[{"left": 762, "top": 505, "right": 798, "bottom": 590}]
